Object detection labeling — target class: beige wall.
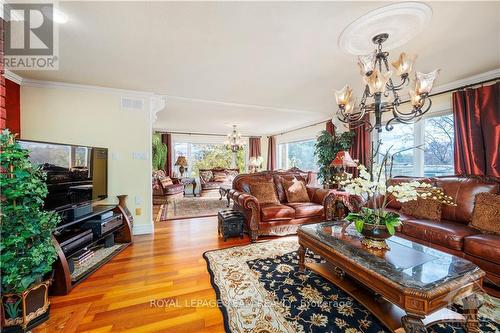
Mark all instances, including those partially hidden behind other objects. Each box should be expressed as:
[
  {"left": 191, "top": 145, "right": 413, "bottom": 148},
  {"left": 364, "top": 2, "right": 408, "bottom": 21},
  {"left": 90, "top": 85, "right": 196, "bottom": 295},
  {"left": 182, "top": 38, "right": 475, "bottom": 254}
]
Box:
[{"left": 20, "top": 84, "right": 153, "bottom": 234}]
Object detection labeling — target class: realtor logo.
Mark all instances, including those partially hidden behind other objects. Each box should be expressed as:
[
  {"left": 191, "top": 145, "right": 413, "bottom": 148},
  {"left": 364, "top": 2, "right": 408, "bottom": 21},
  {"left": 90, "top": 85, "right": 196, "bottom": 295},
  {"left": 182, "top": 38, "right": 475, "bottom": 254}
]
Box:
[{"left": 4, "top": 3, "right": 59, "bottom": 70}]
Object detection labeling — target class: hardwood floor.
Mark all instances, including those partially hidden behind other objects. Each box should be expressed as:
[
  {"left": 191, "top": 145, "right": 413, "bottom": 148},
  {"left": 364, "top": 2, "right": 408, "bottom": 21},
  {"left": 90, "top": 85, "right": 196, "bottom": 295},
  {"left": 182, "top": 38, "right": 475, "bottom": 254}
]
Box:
[{"left": 33, "top": 217, "right": 250, "bottom": 333}]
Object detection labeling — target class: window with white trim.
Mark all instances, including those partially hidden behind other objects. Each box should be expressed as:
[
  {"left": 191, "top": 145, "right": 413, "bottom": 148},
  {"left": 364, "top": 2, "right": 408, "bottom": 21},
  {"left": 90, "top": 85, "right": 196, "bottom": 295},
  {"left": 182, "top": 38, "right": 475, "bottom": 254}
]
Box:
[
  {"left": 376, "top": 113, "right": 455, "bottom": 177},
  {"left": 277, "top": 139, "right": 318, "bottom": 171}
]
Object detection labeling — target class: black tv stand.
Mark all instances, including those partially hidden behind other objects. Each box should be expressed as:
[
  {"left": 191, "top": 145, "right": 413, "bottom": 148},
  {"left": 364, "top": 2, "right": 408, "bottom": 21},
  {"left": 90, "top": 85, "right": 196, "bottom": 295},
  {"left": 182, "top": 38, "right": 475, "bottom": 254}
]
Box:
[{"left": 51, "top": 204, "right": 133, "bottom": 295}]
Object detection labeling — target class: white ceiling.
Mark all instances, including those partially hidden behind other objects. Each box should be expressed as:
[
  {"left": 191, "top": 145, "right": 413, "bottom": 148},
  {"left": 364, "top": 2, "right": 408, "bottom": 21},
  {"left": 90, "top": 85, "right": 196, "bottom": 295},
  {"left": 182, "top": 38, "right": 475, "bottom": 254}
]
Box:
[{"left": 15, "top": 1, "right": 500, "bottom": 136}]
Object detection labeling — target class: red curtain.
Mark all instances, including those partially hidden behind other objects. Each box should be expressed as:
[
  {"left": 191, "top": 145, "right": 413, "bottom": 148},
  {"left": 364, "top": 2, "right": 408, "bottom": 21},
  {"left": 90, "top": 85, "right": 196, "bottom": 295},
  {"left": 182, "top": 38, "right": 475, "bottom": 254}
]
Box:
[
  {"left": 249, "top": 137, "right": 261, "bottom": 158},
  {"left": 267, "top": 136, "right": 276, "bottom": 170},
  {"left": 452, "top": 82, "right": 500, "bottom": 177},
  {"left": 349, "top": 114, "right": 370, "bottom": 172},
  {"left": 162, "top": 133, "right": 173, "bottom": 177},
  {"left": 326, "top": 120, "right": 335, "bottom": 136}
]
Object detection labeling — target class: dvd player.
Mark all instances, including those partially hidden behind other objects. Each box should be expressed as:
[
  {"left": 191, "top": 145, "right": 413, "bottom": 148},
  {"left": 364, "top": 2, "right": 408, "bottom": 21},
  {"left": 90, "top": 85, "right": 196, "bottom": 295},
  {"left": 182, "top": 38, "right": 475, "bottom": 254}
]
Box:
[{"left": 82, "top": 214, "right": 123, "bottom": 238}]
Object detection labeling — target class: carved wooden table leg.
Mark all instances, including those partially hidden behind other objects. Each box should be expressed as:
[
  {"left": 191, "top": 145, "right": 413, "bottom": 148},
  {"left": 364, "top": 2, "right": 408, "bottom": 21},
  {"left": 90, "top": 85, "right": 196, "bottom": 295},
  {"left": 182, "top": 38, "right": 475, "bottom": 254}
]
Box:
[
  {"left": 298, "top": 245, "right": 306, "bottom": 272},
  {"left": 463, "top": 293, "right": 481, "bottom": 333},
  {"left": 401, "top": 314, "right": 426, "bottom": 333}
]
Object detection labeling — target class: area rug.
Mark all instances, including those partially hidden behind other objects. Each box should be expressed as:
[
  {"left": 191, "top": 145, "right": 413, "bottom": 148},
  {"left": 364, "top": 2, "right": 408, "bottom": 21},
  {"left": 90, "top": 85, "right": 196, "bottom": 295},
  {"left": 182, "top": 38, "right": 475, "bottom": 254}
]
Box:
[
  {"left": 154, "top": 196, "right": 228, "bottom": 221},
  {"left": 203, "top": 238, "right": 499, "bottom": 333}
]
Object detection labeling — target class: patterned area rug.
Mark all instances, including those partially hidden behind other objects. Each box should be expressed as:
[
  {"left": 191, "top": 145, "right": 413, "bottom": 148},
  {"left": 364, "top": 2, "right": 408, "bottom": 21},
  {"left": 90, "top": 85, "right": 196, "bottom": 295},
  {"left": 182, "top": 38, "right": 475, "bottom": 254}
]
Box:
[
  {"left": 154, "top": 196, "right": 228, "bottom": 221},
  {"left": 204, "top": 238, "right": 499, "bottom": 333}
]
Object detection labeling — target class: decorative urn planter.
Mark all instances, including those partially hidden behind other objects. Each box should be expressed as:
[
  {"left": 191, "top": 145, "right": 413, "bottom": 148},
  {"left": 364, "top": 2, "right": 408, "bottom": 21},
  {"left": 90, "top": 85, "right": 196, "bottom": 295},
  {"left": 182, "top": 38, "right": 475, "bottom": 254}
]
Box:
[
  {"left": 359, "top": 223, "right": 393, "bottom": 250},
  {"left": 1, "top": 280, "right": 51, "bottom": 333}
]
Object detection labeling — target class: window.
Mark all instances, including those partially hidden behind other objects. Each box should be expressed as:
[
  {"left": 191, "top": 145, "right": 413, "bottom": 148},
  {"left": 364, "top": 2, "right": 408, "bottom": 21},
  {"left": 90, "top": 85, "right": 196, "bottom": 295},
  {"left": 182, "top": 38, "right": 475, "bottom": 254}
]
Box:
[
  {"left": 423, "top": 114, "right": 454, "bottom": 176},
  {"left": 378, "top": 123, "right": 415, "bottom": 176},
  {"left": 277, "top": 139, "right": 318, "bottom": 171},
  {"left": 173, "top": 142, "right": 247, "bottom": 177},
  {"left": 375, "top": 112, "right": 455, "bottom": 177}
]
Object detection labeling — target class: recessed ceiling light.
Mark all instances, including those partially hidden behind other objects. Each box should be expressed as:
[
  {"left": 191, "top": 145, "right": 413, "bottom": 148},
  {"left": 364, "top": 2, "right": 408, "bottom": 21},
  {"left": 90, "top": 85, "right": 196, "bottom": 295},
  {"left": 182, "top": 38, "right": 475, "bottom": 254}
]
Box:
[{"left": 41, "top": 6, "right": 68, "bottom": 24}]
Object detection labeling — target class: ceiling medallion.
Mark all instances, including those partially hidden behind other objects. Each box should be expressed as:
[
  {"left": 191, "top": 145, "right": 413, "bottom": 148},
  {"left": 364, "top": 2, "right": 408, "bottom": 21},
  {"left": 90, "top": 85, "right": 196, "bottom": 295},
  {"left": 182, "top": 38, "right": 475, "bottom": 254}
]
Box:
[
  {"left": 338, "top": 2, "right": 433, "bottom": 55},
  {"left": 334, "top": 33, "right": 439, "bottom": 132}
]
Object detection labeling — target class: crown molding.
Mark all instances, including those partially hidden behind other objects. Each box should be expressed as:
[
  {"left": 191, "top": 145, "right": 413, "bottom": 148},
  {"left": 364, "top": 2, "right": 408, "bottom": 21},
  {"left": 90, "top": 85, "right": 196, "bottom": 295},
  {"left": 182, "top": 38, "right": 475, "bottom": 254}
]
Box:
[
  {"left": 4, "top": 70, "right": 24, "bottom": 85},
  {"left": 431, "top": 68, "right": 500, "bottom": 96},
  {"left": 21, "top": 78, "right": 155, "bottom": 98},
  {"left": 165, "top": 95, "right": 316, "bottom": 115}
]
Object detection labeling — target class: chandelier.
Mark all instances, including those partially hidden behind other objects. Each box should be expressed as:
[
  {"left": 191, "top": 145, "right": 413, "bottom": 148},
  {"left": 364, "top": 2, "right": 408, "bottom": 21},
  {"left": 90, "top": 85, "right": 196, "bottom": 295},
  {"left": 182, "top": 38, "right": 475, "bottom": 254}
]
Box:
[
  {"left": 225, "top": 125, "right": 244, "bottom": 152},
  {"left": 335, "top": 33, "right": 439, "bottom": 132}
]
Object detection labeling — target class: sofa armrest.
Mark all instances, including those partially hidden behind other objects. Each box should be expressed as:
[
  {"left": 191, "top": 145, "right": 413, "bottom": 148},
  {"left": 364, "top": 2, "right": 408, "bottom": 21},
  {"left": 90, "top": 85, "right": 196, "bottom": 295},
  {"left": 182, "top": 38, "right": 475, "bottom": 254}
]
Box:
[
  {"left": 229, "top": 189, "right": 261, "bottom": 240},
  {"left": 308, "top": 187, "right": 336, "bottom": 220}
]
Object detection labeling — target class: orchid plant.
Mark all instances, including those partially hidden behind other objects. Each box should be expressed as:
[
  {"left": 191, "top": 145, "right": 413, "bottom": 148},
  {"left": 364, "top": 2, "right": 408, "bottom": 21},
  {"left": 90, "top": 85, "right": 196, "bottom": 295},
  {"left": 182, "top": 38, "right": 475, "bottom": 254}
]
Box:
[{"left": 341, "top": 142, "right": 455, "bottom": 236}]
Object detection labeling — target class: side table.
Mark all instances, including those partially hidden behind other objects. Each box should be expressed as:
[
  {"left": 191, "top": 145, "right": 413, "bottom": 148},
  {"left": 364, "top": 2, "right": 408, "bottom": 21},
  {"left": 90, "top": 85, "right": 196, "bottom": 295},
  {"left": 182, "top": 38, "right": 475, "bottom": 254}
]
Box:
[
  {"left": 173, "top": 177, "right": 197, "bottom": 197},
  {"left": 219, "top": 184, "right": 232, "bottom": 207},
  {"left": 330, "top": 190, "right": 360, "bottom": 219}
]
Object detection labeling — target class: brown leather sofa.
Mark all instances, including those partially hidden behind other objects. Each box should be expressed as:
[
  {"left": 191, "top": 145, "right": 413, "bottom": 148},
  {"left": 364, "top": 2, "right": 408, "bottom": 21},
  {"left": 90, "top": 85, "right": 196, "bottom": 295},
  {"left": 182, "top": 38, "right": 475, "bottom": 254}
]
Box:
[
  {"left": 379, "top": 176, "right": 500, "bottom": 289},
  {"left": 199, "top": 167, "right": 239, "bottom": 197},
  {"left": 229, "top": 169, "right": 335, "bottom": 242}
]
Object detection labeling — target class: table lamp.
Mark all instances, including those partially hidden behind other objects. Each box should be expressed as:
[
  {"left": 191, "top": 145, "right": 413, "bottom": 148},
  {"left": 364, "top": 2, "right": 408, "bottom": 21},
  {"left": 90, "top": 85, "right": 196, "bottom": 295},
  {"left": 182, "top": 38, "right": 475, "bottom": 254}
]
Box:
[
  {"left": 175, "top": 156, "right": 188, "bottom": 177},
  {"left": 330, "top": 151, "right": 357, "bottom": 190}
]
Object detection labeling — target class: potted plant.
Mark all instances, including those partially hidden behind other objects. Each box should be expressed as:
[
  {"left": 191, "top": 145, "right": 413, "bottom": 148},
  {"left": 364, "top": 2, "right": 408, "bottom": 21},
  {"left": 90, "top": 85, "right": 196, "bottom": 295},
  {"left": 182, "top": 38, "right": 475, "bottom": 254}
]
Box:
[
  {"left": 341, "top": 142, "right": 455, "bottom": 249},
  {"left": 1, "top": 130, "right": 60, "bottom": 332},
  {"left": 314, "top": 130, "right": 354, "bottom": 188},
  {"left": 152, "top": 132, "right": 167, "bottom": 171}
]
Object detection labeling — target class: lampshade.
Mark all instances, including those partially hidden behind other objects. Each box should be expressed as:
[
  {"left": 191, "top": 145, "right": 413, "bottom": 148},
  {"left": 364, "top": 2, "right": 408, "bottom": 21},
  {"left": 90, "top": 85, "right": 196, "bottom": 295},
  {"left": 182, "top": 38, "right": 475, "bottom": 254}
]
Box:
[
  {"left": 357, "top": 51, "right": 376, "bottom": 76},
  {"left": 335, "top": 85, "right": 353, "bottom": 106},
  {"left": 364, "top": 69, "right": 392, "bottom": 95},
  {"left": 415, "top": 69, "right": 440, "bottom": 95},
  {"left": 391, "top": 52, "right": 416, "bottom": 76},
  {"left": 330, "top": 151, "right": 357, "bottom": 168},
  {"left": 174, "top": 156, "right": 188, "bottom": 167}
]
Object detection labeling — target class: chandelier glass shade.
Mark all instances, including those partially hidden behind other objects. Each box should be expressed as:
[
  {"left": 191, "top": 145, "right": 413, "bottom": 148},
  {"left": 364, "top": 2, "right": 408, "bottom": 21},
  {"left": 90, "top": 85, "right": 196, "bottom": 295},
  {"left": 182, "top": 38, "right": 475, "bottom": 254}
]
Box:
[
  {"left": 335, "top": 33, "right": 439, "bottom": 132},
  {"left": 225, "top": 125, "right": 244, "bottom": 152}
]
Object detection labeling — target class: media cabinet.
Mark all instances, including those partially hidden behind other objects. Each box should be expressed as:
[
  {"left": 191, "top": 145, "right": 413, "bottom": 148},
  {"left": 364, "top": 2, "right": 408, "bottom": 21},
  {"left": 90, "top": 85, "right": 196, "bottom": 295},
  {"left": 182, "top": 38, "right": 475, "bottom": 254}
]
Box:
[{"left": 51, "top": 204, "right": 133, "bottom": 295}]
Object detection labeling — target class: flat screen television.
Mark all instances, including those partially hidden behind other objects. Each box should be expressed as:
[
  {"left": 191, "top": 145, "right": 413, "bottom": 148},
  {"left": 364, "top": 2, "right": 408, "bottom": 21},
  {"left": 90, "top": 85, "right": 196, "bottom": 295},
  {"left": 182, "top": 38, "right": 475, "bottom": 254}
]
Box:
[{"left": 17, "top": 140, "right": 108, "bottom": 212}]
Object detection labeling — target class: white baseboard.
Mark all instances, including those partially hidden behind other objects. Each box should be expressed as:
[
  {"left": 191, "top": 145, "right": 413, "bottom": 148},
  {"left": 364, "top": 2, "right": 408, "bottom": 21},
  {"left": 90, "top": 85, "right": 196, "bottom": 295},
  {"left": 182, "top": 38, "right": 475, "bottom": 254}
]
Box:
[{"left": 133, "top": 223, "right": 154, "bottom": 235}]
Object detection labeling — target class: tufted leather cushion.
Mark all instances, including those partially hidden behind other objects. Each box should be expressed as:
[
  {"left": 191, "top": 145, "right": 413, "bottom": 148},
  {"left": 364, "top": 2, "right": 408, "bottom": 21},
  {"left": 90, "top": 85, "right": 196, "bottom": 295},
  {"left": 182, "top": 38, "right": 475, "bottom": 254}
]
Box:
[
  {"left": 470, "top": 193, "right": 500, "bottom": 234},
  {"left": 285, "top": 202, "right": 323, "bottom": 218},
  {"left": 283, "top": 179, "right": 310, "bottom": 203},
  {"left": 250, "top": 183, "right": 280, "bottom": 205},
  {"left": 401, "top": 218, "right": 479, "bottom": 250},
  {"left": 434, "top": 177, "right": 499, "bottom": 224},
  {"left": 464, "top": 234, "right": 500, "bottom": 264},
  {"left": 260, "top": 204, "right": 295, "bottom": 221}
]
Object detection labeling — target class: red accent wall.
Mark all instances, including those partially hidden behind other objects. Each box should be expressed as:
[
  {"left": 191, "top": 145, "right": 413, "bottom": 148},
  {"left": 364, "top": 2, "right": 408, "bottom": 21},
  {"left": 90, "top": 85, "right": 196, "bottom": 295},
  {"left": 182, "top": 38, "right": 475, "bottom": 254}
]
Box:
[{"left": 5, "top": 79, "right": 21, "bottom": 135}]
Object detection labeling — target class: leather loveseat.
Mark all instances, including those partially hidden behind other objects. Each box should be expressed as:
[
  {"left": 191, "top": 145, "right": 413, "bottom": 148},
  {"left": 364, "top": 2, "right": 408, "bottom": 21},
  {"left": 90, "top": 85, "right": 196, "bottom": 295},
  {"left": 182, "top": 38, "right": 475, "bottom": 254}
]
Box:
[
  {"left": 229, "top": 169, "right": 335, "bottom": 242},
  {"left": 380, "top": 176, "right": 500, "bottom": 290}
]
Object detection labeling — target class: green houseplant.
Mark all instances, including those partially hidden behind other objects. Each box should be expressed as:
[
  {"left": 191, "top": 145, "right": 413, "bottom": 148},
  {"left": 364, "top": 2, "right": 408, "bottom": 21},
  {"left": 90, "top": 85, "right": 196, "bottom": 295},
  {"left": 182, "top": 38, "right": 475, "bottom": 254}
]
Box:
[
  {"left": 152, "top": 132, "right": 167, "bottom": 171},
  {"left": 314, "top": 130, "right": 355, "bottom": 187},
  {"left": 1, "top": 130, "right": 60, "bottom": 332}
]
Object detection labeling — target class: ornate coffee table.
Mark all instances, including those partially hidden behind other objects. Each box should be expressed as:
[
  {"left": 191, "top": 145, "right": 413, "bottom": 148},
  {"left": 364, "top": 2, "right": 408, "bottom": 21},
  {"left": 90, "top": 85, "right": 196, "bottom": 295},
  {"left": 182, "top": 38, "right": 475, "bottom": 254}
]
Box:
[{"left": 297, "top": 221, "right": 485, "bottom": 333}]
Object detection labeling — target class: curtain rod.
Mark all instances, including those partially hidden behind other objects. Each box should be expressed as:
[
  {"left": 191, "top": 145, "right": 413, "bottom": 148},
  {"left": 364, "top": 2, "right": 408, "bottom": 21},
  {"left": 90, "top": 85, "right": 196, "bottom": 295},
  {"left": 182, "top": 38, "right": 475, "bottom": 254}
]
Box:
[
  {"left": 273, "top": 77, "right": 499, "bottom": 137},
  {"left": 155, "top": 130, "right": 256, "bottom": 138}
]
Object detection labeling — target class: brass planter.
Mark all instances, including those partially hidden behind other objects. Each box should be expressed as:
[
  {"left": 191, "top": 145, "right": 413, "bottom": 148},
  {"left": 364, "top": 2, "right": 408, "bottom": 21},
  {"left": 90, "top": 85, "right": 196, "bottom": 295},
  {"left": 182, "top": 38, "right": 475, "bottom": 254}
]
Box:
[
  {"left": 360, "top": 223, "right": 393, "bottom": 250},
  {"left": 1, "top": 280, "right": 50, "bottom": 332}
]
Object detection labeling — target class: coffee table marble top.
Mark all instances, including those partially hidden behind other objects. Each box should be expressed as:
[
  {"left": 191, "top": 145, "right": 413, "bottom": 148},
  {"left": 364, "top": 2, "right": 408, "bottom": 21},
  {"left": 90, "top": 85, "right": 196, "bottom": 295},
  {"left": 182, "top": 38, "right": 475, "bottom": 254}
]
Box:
[{"left": 300, "top": 221, "right": 481, "bottom": 291}]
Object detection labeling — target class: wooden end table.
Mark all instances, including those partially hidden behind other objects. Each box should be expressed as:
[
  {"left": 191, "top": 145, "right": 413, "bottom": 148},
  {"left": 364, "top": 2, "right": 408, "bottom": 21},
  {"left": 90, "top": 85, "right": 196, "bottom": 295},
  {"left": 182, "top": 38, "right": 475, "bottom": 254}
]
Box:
[
  {"left": 297, "top": 221, "right": 485, "bottom": 333},
  {"left": 174, "top": 177, "right": 197, "bottom": 196},
  {"left": 219, "top": 184, "right": 232, "bottom": 207}
]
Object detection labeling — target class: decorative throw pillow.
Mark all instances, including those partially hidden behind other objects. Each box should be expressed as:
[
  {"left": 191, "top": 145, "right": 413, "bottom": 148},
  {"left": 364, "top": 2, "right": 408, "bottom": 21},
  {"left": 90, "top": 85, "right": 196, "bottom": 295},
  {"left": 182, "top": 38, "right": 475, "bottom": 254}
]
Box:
[
  {"left": 283, "top": 179, "right": 310, "bottom": 203},
  {"left": 160, "top": 176, "right": 173, "bottom": 188},
  {"left": 471, "top": 193, "right": 500, "bottom": 234},
  {"left": 213, "top": 171, "right": 228, "bottom": 182},
  {"left": 250, "top": 183, "right": 280, "bottom": 205},
  {"left": 200, "top": 170, "right": 213, "bottom": 183},
  {"left": 401, "top": 197, "right": 442, "bottom": 221}
]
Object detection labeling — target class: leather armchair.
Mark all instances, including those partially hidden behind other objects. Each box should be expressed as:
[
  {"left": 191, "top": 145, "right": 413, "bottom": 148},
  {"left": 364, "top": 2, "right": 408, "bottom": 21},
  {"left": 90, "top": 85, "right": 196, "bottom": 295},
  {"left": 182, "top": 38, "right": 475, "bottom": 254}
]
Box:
[{"left": 230, "top": 169, "right": 335, "bottom": 242}]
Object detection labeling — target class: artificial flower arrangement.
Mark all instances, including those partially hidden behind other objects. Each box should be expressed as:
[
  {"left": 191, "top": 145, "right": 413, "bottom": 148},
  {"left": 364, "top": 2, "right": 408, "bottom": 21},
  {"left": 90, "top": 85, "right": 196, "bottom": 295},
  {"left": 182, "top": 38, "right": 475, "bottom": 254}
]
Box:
[{"left": 340, "top": 143, "right": 455, "bottom": 249}]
